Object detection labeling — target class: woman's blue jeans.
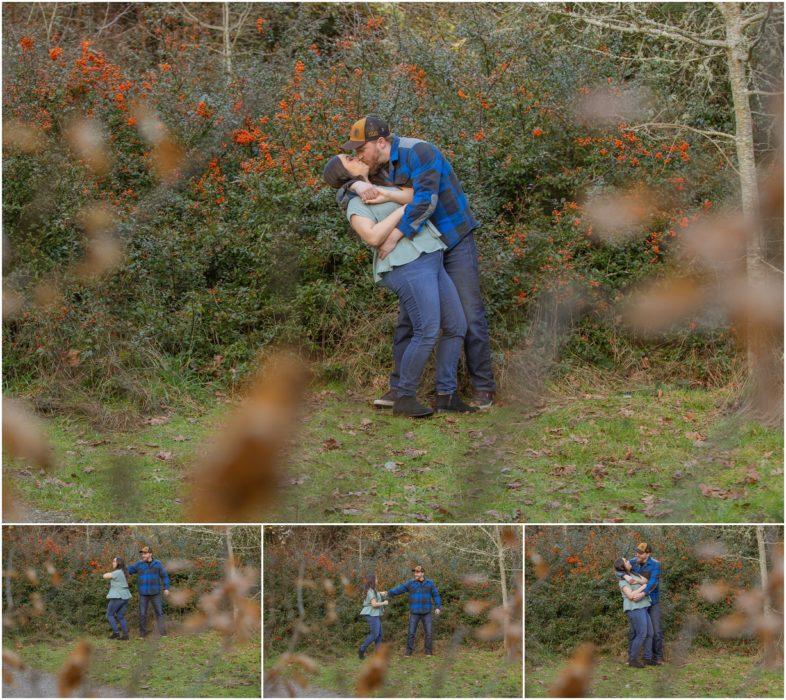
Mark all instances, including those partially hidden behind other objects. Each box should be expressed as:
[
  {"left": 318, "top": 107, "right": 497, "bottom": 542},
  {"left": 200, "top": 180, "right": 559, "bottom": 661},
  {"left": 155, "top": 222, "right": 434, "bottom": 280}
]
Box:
[
  {"left": 626, "top": 607, "right": 653, "bottom": 662},
  {"left": 380, "top": 251, "right": 467, "bottom": 397},
  {"left": 360, "top": 615, "right": 383, "bottom": 653},
  {"left": 107, "top": 598, "right": 129, "bottom": 635}
]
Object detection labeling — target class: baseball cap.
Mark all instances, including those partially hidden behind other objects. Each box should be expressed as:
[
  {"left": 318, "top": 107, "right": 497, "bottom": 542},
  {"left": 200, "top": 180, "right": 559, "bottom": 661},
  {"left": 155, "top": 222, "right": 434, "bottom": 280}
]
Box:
[
  {"left": 412, "top": 565, "right": 425, "bottom": 573},
  {"left": 139, "top": 545, "right": 152, "bottom": 554},
  {"left": 341, "top": 115, "right": 390, "bottom": 151},
  {"left": 636, "top": 542, "right": 652, "bottom": 553}
]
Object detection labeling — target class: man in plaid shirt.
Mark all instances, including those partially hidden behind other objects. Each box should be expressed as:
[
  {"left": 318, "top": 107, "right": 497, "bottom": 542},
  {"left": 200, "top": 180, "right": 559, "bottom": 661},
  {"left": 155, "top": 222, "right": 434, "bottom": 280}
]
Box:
[
  {"left": 128, "top": 545, "right": 170, "bottom": 637},
  {"left": 386, "top": 565, "right": 442, "bottom": 656},
  {"left": 341, "top": 115, "right": 497, "bottom": 412}
]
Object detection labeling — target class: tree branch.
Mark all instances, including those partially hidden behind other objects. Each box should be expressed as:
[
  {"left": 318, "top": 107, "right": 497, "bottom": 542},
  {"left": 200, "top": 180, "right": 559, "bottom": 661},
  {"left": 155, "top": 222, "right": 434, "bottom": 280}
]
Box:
[
  {"left": 547, "top": 8, "right": 728, "bottom": 49},
  {"left": 179, "top": 2, "right": 223, "bottom": 32}
]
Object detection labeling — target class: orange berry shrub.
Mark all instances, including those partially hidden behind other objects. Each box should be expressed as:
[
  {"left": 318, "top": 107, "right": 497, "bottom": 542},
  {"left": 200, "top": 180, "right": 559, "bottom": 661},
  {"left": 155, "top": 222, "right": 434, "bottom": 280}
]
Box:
[
  {"left": 3, "top": 525, "right": 244, "bottom": 638},
  {"left": 526, "top": 526, "right": 763, "bottom": 656},
  {"left": 2, "top": 4, "right": 741, "bottom": 406}
]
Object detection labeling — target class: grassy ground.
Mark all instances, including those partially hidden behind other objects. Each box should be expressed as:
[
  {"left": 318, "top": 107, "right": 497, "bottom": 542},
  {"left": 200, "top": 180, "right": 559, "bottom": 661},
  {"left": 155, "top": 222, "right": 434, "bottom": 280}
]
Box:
[
  {"left": 5, "top": 378, "right": 782, "bottom": 522},
  {"left": 525, "top": 649, "right": 784, "bottom": 697},
  {"left": 266, "top": 646, "right": 521, "bottom": 698},
  {"left": 3, "top": 632, "right": 260, "bottom": 697}
]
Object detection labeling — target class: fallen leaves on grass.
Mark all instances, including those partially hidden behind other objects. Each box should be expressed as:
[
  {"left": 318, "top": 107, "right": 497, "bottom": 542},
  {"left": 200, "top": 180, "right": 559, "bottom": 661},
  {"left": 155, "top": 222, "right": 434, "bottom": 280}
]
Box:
[
  {"left": 142, "top": 415, "right": 171, "bottom": 426},
  {"left": 699, "top": 483, "right": 741, "bottom": 500}
]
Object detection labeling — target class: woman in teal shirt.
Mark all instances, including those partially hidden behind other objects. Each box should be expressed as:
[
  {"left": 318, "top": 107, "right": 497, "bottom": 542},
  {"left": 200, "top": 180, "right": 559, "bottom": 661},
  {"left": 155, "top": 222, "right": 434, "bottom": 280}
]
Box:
[
  {"left": 102, "top": 557, "right": 131, "bottom": 640},
  {"left": 358, "top": 572, "right": 388, "bottom": 659},
  {"left": 614, "top": 558, "right": 653, "bottom": 667},
  {"left": 323, "top": 153, "right": 476, "bottom": 418}
]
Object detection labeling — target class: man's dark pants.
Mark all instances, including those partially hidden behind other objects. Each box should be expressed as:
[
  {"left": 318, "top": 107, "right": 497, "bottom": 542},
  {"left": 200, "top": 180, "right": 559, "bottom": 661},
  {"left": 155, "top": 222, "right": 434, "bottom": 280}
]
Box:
[
  {"left": 647, "top": 602, "right": 663, "bottom": 660},
  {"left": 390, "top": 233, "right": 496, "bottom": 394},
  {"left": 407, "top": 612, "right": 433, "bottom": 654},
  {"left": 139, "top": 593, "right": 165, "bottom": 635}
]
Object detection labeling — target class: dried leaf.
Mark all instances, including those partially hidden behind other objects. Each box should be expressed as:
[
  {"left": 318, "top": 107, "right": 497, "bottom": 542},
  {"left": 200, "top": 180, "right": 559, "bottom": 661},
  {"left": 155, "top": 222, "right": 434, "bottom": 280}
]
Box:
[
  {"left": 356, "top": 644, "right": 390, "bottom": 696},
  {"left": 58, "top": 640, "right": 91, "bottom": 697},
  {"left": 3, "top": 398, "right": 55, "bottom": 470},
  {"left": 190, "top": 352, "right": 309, "bottom": 521},
  {"left": 548, "top": 642, "right": 595, "bottom": 697}
]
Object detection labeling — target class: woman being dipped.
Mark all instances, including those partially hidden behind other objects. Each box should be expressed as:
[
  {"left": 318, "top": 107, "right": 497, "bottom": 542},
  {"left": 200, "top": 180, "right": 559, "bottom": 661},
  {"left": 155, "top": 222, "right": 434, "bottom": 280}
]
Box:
[{"left": 323, "top": 153, "right": 476, "bottom": 418}]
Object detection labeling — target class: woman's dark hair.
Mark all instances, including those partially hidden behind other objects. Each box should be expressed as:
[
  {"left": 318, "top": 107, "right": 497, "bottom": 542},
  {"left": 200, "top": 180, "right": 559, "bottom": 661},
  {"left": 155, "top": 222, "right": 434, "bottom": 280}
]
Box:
[
  {"left": 613, "top": 558, "right": 627, "bottom": 573},
  {"left": 363, "top": 572, "right": 377, "bottom": 595},
  {"left": 114, "top": 556, "right": 129, "bottom": 583},
  {"left": 322, "top": 155, "right": 353, "bottom": 189}
]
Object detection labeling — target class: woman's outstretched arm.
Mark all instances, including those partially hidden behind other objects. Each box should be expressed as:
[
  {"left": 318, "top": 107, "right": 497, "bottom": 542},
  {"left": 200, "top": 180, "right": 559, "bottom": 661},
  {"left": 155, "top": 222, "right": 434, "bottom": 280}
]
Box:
[
  {"left": 365, "top": 187, "right": 414, "bottom": 205},
  {"left": 350, "top": 206, "right": 406, "bottom": 247},
  {"left": 102, "top": 572, "right": 114, "bottom": 579}
]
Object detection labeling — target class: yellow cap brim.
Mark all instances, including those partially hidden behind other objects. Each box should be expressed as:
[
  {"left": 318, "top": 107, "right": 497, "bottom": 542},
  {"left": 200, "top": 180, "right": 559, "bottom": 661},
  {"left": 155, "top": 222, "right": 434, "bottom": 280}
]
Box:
[{"left": 341, "top": 139, "right": 365, "bottom": 151}]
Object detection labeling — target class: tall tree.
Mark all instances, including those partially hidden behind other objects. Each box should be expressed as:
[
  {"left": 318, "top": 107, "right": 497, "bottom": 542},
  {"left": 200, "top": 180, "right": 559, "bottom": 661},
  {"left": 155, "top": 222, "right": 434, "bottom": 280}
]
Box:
[
  {"left": 756, "top": 525, "right": 771, "bottom": 615},
  {"left": 179, "top": 2, "right": 253, "bottom": 85},
  {"left": 535, "top": 2, "right": 783, "bottom": 381}
]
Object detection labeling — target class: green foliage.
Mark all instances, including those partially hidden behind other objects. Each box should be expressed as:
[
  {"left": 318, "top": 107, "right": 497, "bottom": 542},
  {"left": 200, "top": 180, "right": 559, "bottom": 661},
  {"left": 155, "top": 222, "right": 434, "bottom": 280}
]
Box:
[
  {"left": 3, "top": 526, "right": 260, "bottom": 640},
  {"left": 2, "top": 3, "right": 744, "bottom": 413},
  {"left": 525, "top": 526, "right": 779, "bottom": 655},
  {"left": 263, "top": 526, "right": 521, "bottom": 655}
]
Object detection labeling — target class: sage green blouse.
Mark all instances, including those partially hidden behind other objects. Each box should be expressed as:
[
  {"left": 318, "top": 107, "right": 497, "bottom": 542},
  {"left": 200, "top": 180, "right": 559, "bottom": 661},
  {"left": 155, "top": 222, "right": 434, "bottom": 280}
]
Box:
[
  {"left": 619, "top": 577, "right": 651, "bottom": 611},
  {"left": 107, "top": 569, "right": 132, "bottom": 600},
  {"left": 360, "top": 588, "right": 384, "bottom": 617},
  {"left": 346, "top": 187, "right": 447, "bottom": 283}
]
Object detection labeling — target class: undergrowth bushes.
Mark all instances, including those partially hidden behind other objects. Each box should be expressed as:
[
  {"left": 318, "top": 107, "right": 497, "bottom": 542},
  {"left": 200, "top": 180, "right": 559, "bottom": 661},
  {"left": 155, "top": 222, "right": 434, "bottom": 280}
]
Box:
[{"left": 3, "top": 4, "right": 741, "bottom": 417}]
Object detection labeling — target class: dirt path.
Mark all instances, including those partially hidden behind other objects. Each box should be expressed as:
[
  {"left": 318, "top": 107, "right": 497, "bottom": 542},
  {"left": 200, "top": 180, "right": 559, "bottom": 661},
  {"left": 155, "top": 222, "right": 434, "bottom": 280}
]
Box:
[
  {"left": 3, "top": 498, "right": 74, "bottom": 524},
  {"left": 2, "top": 667, "right": 126, "bottom": 698},
  {"left": 264, "top": 680, "right": 339, "bottom": 697}
]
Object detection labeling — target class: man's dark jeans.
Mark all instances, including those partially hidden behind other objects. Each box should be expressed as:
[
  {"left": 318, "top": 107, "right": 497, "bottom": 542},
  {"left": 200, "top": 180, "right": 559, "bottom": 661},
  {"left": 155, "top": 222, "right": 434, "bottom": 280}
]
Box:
[
  {"left": 389, "top": 233, "right": 496, "bottom": 394},
  {"left": 139, "top": 593, "right": 165, "bottom": 635},
  {"left": 626, "top": 608, "right": 653, "bottom": 663},
  {"left": 647, "top": 601, "right": 663, "bottom": 661},
  {"left": 360, "top": 615, "right": 383, "bottom": 654},
  {"left": 106, "top": 598, "right": 128, "bottom": 635},
  {"left": 407, "top": 612, "right": 433, "bottom": 654}
]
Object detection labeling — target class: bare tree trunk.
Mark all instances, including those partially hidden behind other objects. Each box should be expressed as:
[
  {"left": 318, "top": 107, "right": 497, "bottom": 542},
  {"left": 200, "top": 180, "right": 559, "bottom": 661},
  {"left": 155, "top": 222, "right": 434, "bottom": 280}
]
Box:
[
  {"left": 756, "top": 525, "right": 772, "bottom": 615},
  {"left": 223, "top": 1, "right": 232, "bottom": 86},
  {"left": 718, "top": 2, "right": 765, "bottom": 378},
  {"left": 5, "top": 545, "right": 14, "bottom": 610},
  {"left": 494, "top": 526, "right": 510, "bottom": 653},
  {"left": 225, "top": 526, "right": 239, "bottom": 626}
]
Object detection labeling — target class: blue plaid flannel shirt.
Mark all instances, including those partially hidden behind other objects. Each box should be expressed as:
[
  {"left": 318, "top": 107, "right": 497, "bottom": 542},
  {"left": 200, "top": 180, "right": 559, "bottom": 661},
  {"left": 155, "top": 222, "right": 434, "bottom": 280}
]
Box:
[
  {"left": 337, "top": 136, "right": 479, "bottom": 250},
  {"left": 127, "top": 559, "right": 170, "bottom": 596},
  {"left": 387, "top": 578, "right": 442, "bottom": 614},
  {"left": 629, "top": 557, "right": 661, "bottom": 603}
]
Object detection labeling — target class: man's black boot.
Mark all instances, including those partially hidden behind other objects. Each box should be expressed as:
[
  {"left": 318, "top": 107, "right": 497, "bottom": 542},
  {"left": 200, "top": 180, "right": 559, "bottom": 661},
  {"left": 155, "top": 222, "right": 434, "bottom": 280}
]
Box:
[
  {"left": 393, "top": 396, "right": 434, "bottom": 418},
  {"left": 434, "top": 393, "right": 478, "bottom": 413}
]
